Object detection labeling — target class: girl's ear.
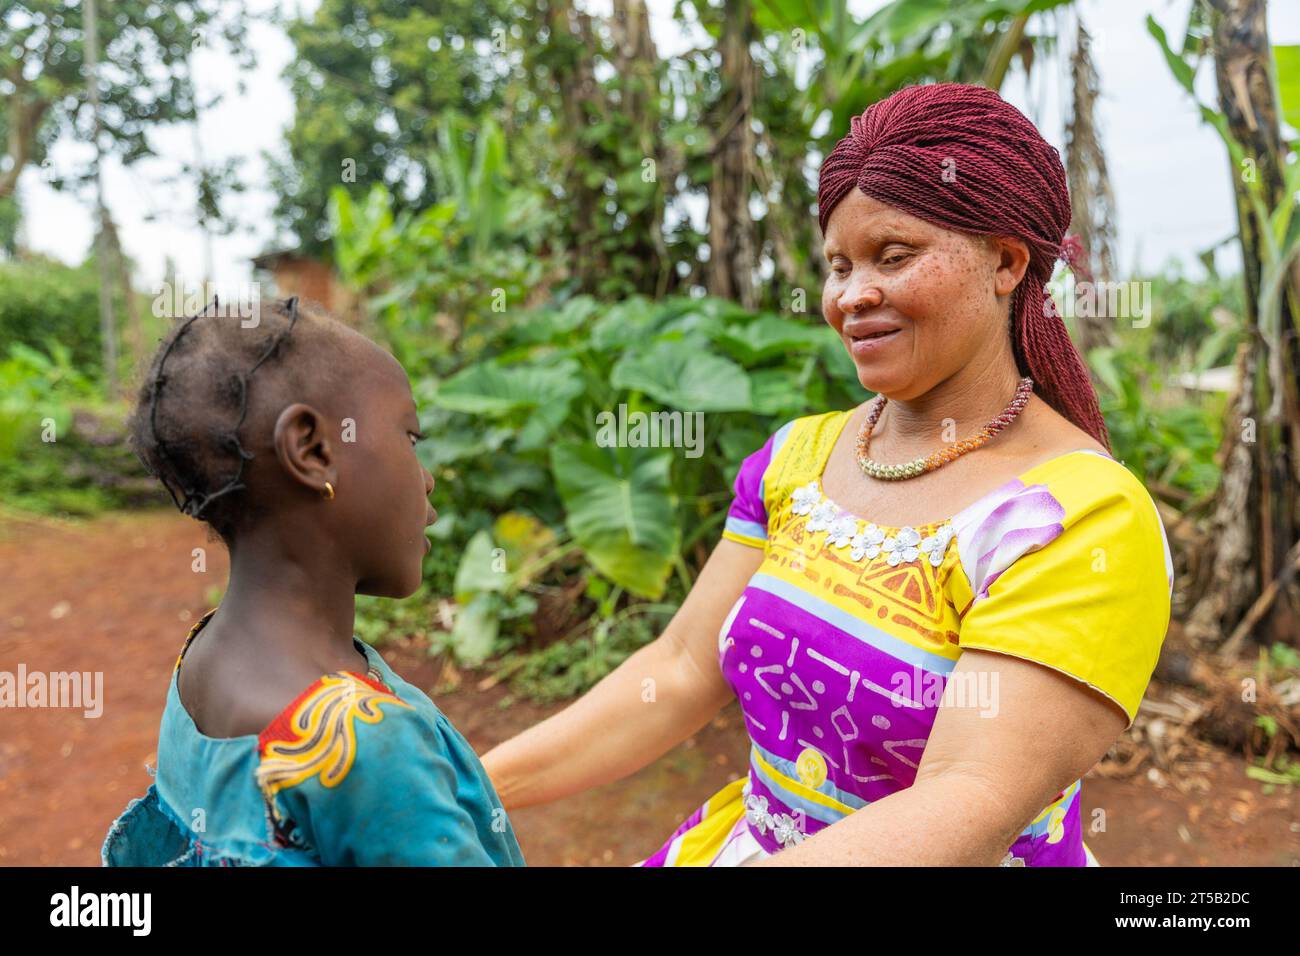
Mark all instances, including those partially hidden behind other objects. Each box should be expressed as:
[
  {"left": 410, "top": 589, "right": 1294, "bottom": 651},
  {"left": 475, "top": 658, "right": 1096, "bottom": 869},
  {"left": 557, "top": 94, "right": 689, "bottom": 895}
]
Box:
[{"left": 272, "top": 403, "right": 335, "bottom": 495}]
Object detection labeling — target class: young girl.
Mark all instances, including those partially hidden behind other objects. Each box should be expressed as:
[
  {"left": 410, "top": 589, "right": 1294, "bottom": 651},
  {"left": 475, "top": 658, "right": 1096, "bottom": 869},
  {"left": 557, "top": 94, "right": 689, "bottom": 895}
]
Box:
[{"left": 101, "top": 296, "right": 525, "bottom": 867}]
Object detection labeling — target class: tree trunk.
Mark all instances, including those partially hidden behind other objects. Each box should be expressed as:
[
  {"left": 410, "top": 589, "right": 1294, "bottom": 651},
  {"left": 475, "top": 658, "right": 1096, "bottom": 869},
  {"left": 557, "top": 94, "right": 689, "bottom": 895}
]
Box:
[
  {"left": 0, "top": 94, "right": 50, "bottom": 201},
  {"left": 609, "top": 0, "right": 670, "bottom": 295},
  {"left": 706, "top": 0, "right": 758, "bottom": 309},
  {"left": 534, "top": 0, "right": 610, "bottom": 290},
  {"left": 102, "top": 212, "right": 142, "bottom": 379},
  {"left": 1064, "top": 17, "right": 1118, "bottom": 355},
  {"left": 1187, "top": 0, "right": 1300, "bottom": 649}
]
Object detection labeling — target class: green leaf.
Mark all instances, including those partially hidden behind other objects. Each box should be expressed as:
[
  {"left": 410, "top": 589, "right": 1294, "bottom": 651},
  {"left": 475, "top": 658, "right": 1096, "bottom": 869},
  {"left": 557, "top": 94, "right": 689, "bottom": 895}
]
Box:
[
  {"left": 433, "top": 358, "right": 583, "bottom": 448},
  {"left": 1087, "top": 347, "right": 1124, "bottom": 398},
  {"left": 750, "top": 367, "right": 810, "bottom": 415},
  {"left": 448, "top": 593, "right": 499, "bottom": 666},
  {"left": 551, "top": 442, "right": 679, "bottom": 598},
  {"left": 1274, "top": 46, "right": 1300, "bottom": 133},
  {"left": 478, "top": 460, "right": 550, "bottom": 504},
  {"left": 610, "top": 339, "right": 753, "bottom": 412},
  {"left": 453, "top": 530, "right": 508, "bottom": 603},
  {"left": 716, "top": 314, "right": 827, "bottom": 364},
  {"left": 1147, "top": 15, "right": 1198, "bottom": 96},
  {"left": 1244, "top": 765, "right": 1296, "bottom": 786},
  {"left": 859, "top": 0, "right": 957, "bottom": 47},
  {"left": 589, "top": 297, "right": 662, "bottom": 351}
]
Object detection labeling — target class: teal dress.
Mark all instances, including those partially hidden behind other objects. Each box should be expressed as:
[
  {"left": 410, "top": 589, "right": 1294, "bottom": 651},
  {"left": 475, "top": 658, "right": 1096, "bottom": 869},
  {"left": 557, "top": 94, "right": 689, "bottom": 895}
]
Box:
[{"left": 102, "top": 611, "right": 525, "bottom": 867}]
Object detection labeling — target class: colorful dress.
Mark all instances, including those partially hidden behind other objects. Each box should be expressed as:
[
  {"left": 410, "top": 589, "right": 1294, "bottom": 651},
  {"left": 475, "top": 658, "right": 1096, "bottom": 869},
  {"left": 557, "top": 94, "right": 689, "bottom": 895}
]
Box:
[
  {"left": 639, "top": 410, "right": 1173, "bottom": 867},
  {"left": 102, "top": 610, "right": 525, "bottom": 866}
]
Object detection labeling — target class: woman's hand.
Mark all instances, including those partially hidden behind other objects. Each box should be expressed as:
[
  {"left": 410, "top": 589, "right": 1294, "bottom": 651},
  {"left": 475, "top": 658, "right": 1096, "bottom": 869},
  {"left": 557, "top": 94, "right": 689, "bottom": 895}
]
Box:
[
  {"left": 749, "top": 648, "right": 1128, "bottom": 865},
  {"left": 481, "top": 539, "right": 764, "bottom": 810}
]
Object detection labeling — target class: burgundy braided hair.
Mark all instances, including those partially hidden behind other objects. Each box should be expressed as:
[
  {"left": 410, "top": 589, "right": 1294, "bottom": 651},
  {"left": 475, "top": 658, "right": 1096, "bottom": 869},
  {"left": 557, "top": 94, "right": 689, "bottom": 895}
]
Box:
[{"left": 817, "top": 82, "right": 1110, "bottom": 453}]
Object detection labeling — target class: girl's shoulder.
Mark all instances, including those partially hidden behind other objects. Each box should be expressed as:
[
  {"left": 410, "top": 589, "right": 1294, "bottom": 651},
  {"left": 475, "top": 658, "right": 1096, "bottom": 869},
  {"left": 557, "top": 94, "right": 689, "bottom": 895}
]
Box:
[
  {"left": 150, "top": 615, "right": 523, "bottom": 866},
  {"left": 254, "top": 667, "right": 418, "bottom": 804},
  {"left": 254, "top": 659, "right": 523, "bottom": 865},
  {"left": 173, "top": 609, "right": 383, "bottom": 741}
]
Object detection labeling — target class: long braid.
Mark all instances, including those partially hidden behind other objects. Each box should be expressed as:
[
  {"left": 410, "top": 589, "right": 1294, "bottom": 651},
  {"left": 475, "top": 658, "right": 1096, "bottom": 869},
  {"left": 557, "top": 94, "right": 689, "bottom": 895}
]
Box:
[{"left": 817, "top": 82, "right": 1110, "bottom": 452}]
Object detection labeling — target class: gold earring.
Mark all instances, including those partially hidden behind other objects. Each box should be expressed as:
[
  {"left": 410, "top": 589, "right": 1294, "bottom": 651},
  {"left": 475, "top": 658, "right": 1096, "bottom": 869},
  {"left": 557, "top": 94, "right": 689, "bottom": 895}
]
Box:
[{"left": 322, "top": 481, "right": 335, "bottom": 500}]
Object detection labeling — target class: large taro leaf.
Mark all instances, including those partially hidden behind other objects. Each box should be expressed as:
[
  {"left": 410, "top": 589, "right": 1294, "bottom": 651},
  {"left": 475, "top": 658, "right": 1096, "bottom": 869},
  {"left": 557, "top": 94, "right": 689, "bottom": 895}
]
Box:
[
  {"left": 515, "top": 295, "right": 600, "bottom": 345},
  {"left": 715, "top": 314, "right": 828, "bottom": 364},
  {"left": 453, "top": 529, "right": 509, "bottom": 603},
  {"left": 749, "top": 367, "right": 811, "bottom": 417},
  {"left": 551, "top": 442, "right": 679, "bottom": 598},
  {"left": 492, "top": 511, "right": 557, "bottom": 587},
  {"left": 589, "top": 297, "right": 663, "bottom": 351},
  {"left": 610, "top": 338, "right": 752, "bottom": 412},
  {"left": 447, "top": 593, "right": 498, "bottom": 666},
  {"left": 433, "top": 358, "right": 582, "bottom": 449},
  {"left": 1275, "top": 46, "right": 1300, "bottom": 133}
]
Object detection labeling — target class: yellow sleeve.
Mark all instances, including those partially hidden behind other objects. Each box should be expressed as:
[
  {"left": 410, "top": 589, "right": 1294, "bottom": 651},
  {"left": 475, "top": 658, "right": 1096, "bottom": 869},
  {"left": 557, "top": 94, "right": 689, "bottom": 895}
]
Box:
[{"left": 952, "top": 457, "right": 1173, "bottom": 729}]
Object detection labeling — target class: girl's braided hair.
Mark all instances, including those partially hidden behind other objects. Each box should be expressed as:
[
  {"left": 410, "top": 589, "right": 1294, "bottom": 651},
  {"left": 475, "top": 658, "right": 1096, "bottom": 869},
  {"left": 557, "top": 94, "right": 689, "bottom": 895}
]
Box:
[{"left": 128, "top": 296, "right": 316, "bottom": 542}]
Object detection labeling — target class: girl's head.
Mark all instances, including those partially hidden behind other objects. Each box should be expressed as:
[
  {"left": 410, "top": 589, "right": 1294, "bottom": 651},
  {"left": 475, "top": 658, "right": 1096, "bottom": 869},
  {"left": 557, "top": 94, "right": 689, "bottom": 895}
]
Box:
[
  {"left": 128, "top": 297, "right": 436, "bottom": 597},
  {"left": 816, "top": 82, "right": 1109, "bottom": 452}
]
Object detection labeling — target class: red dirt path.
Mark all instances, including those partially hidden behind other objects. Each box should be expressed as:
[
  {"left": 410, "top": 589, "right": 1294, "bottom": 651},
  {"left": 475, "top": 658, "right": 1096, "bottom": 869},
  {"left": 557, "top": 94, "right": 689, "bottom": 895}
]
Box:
[{"left": 0, "top": 510, "right": 1295, "bottom": 866}]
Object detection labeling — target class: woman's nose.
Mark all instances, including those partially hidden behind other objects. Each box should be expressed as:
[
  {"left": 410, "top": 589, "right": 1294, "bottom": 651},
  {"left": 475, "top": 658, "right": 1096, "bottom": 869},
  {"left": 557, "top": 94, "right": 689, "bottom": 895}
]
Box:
[
  {"left": 840, "top": 281, "right": 882, "bottom": 315},
  {"left": 423, "top": 468, "right": 435, "bottom": 496}
]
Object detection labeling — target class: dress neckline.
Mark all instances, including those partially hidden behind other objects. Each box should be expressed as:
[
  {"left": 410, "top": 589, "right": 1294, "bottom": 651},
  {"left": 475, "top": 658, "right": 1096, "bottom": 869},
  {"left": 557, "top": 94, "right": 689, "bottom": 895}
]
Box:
[
  {"left": 171, "top": 608, "right": 389, "bottom": 744},
  {"left": 811, "top": 407, "right": 1115, "bottom": 534}
]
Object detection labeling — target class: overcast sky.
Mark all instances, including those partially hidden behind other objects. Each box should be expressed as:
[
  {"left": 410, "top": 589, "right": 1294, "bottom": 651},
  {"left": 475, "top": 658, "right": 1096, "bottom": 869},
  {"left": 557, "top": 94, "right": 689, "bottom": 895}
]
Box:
[{"left": 14, "top": 0, "right": 1300, "bottom": 298}]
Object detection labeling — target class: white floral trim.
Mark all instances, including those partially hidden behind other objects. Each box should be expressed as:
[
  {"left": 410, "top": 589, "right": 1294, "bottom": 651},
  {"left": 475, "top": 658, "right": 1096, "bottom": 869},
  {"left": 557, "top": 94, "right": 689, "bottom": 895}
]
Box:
[
  {"left": 789, "top": 481, "right": 955, "bottom": 568},
  {"left": 744, "top": 790, "right": 807, "bottom": 848}
]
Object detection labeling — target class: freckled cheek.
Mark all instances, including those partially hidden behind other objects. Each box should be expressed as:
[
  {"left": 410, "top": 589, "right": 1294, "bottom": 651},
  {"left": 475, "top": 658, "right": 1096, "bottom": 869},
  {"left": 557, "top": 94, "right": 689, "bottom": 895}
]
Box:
[{"left": 887, "top": 276, "right": 951, "bottom": 350}]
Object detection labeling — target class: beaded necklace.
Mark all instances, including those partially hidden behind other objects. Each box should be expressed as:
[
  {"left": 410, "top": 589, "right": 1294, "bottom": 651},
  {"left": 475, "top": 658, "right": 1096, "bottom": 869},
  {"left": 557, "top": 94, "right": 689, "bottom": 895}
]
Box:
[{"left": 855, "top": 376, "right": 1034, "bottom": 481}]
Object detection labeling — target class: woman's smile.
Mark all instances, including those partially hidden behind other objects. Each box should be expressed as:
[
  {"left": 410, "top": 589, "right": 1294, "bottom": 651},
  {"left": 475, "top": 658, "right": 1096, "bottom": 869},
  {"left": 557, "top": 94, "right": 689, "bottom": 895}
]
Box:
[{"left": 848, "top": 326, "right": 903, "bottom": 356}]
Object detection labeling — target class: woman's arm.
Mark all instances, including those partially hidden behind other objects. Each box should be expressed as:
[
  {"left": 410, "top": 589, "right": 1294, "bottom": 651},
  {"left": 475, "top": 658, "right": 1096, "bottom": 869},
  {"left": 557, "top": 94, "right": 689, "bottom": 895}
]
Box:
[
  {"left": 748, "top": 648, "right": 1129, "bottom": 865},
  {"left": 482, "top": 539, "right": 764, "bottom": 810}
]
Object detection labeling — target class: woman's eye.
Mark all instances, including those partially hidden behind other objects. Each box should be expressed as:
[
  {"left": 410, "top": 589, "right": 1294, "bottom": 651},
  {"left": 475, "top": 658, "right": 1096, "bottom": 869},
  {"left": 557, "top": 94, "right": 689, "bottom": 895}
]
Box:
[
  {"left": 882, "top": 252, "right": 911, "bottom": 265},
  {"left": 409, "top": 431, "right": 426, "bottom": 446}
]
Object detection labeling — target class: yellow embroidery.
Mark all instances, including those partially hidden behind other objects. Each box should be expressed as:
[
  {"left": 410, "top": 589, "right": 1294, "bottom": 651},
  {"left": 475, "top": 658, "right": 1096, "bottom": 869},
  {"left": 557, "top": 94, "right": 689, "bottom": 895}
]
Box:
[{"left": 795, "top": 748, "right": 828, "bottom": 788}]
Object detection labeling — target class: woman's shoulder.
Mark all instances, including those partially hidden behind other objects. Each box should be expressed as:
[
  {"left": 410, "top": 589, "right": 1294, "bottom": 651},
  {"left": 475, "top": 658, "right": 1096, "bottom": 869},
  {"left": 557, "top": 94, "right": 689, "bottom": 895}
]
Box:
[
  {"left": 743, "top": 407, "right": 857, "bottom": 480},
  {"left": 724, "top": 409, "right": 856, "bottom": 535},
  {"left": 949, "top": 441, "right": 1174, "bottom": 609},
  {"left": 970, "top": 396, "right": 1157, "bottom": 527},
  {"left": 948, "top": 431, "right": 1175, "bottom": 729}
]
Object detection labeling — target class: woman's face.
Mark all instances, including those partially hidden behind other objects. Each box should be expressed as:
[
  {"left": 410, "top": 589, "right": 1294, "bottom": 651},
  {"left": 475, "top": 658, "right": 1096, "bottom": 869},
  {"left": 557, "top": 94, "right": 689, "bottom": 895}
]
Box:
[{"left": 820, "top": 189, "right": 1029, "bottom": 400}]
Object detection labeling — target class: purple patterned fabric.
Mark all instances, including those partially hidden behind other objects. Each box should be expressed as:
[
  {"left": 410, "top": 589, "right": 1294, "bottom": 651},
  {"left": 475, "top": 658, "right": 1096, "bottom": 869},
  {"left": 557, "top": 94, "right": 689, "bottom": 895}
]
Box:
[{"left": 642, "top": 419, "right": 1135, "bottom": 867}]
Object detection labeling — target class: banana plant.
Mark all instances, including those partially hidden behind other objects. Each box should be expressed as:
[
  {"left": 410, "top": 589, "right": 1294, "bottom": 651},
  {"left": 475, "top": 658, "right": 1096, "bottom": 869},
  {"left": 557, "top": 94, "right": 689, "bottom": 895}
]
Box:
[{"left": 1147, "top": 15, "right": 1300, "bottom": 425}]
